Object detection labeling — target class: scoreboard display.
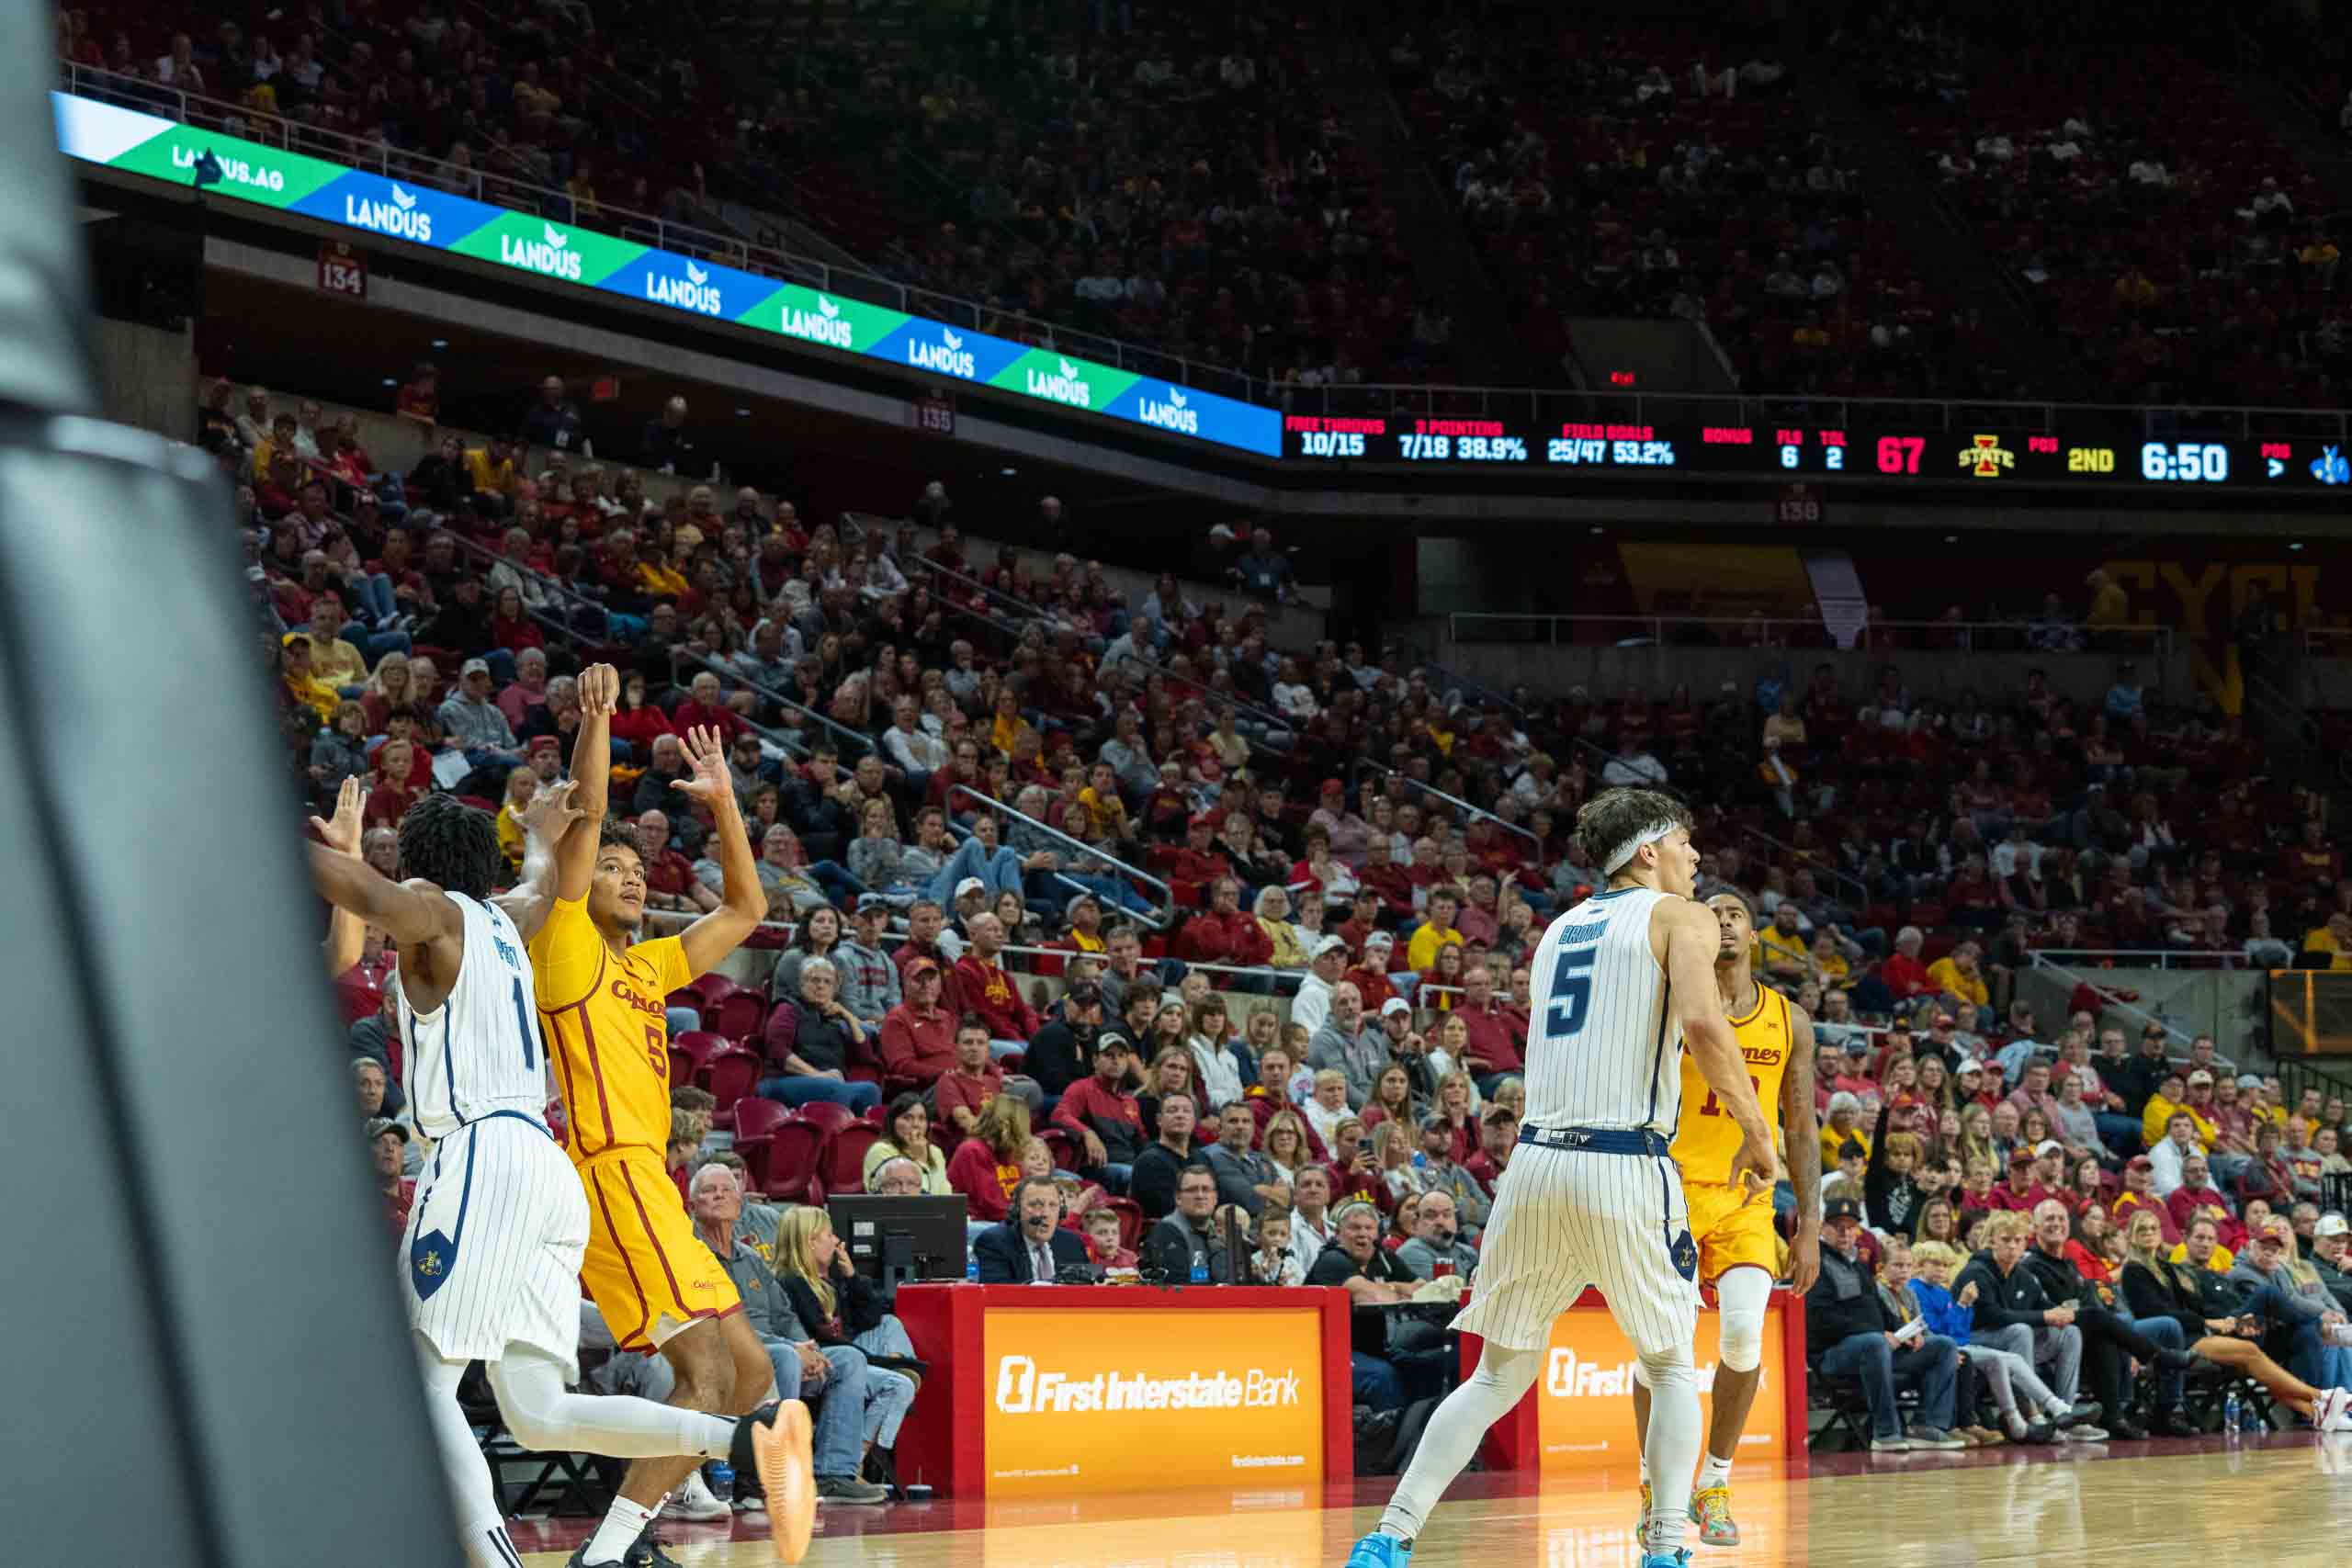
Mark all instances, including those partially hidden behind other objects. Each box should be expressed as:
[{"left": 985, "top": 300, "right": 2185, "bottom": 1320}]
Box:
[{"left": 1282, "top": 415, "right": 2352, "bottom": 495}]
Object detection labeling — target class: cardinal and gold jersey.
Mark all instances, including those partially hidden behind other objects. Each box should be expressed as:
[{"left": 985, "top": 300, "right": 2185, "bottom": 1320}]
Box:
[
  {"left": 530, "top": 894, "right": 740, "bottom": 1349},
  {"left": 1672, "top": 982, "right": 1795, "bottom": 1283}
]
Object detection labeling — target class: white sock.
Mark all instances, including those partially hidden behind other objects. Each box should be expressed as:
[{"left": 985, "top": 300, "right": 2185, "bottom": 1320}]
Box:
[
  {"left": 1377, "top": 1343, "right": 1543, "bottom": 1541},
  {"left": 584, "top": 1497, "right": 657, "bottom": 1565},
  {"left": 2005, "top": 1410, "right": 2030, "bottom": 1438},
  {"left": 1695, "top": 1451, "right": 1731, "bottom": 1491},
  {"left": 1639, "top": 1350, "right": 1702, "bottom": 1556}
]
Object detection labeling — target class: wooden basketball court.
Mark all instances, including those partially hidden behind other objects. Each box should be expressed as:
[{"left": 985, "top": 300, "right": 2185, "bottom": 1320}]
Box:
[{"left": 512, "top": 1436, "right": 2352, "bottom": 1567}]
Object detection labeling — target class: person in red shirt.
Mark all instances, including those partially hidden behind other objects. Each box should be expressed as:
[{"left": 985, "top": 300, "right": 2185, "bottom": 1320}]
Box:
[
  {"left": 1166, "top": 814, "right": 1233, "bottom": 889},
  {"left": 1356, "top": 835, "right": 1416, "bottom": 919},
  {"left": 1178, "top": 876, "right": 1275, "bottom": 967},
  {"left": 634, "top": 808, "right": 719, "bottom": 917},
  {"left": 1051, "top": 1032, "right": 1147, "bottom": 1184},
  {"left": 944, "top": 1093, "right": 1030, "bottom": 1224},
  {"left": 1450, "top": 964, "right": 1522, "bottom": 1088},
  {"left": 953, "top": 910, "right": 1041, "bottom": 1050},
  {"left": 879, "top": 960, "right": 957, "bottom": 1086},
  {"left": 671, "top": 669, "right": 749, "bottom": 743},
  {"left": 1881, "top": 925, "right": 1933, "bottom": 1002},
  {"left": 2165, "top": 1153, "right": 2244, "bottom": 1248},
  {"left": 894, "top": 899, "right": 962, "bottom": 1012},
  {"left": 370, "top": 1118, "right": 414, "bottom": 1235},
  {"left": 934, "top": 1019, "right": 1007, "bottom": 1137},
  {"left": 1335, "top": 886, "right": 1385, "bottom": 955},
  {"left": 1989, "top": 1150, "right": 2043, "bottom": 1211},
  {"left": 2281, "top": 818, "right": 2342, "bottom": 890},
  {"left": 2109, "top": 1156, "right": 2180, "bottom": 1245},
  {"left": 1342, "top": 930, "right": 1399, "bottom": 1013},
  {"left": 1464, "top": 1106, "right": 1518, "bottom": 1198}
]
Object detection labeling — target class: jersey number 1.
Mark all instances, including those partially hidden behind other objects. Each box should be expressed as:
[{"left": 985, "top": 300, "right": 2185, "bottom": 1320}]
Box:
[
  {"left": 510, "top": 978, "right": 537, "bottom": 1071},
  {"left": 1698, "top": 1077, "right": 1762, "bottom": 1116},
  {"left": 1546, "top": 946, "right": 1597, "bottom": 1039}
]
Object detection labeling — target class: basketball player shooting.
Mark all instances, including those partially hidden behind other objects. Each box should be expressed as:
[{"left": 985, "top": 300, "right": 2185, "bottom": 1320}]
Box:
[
  {"left": 305, "top": 775, "right": 806, "bottom": 1568},
  {"left": 528, "top": 664, "right": 813, "bottom": 1568},
  {"left": 1629, "top": 889, "right": 1821, "bottom": 1548},
  {"left": 1347, "top": 787, "right": 1781, "bottom": 1568}
]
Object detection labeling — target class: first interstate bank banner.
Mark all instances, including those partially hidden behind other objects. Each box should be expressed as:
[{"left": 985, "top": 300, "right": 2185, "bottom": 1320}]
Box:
[{"left": 52, "top": 93, "right": 1280, "bottom": 457}]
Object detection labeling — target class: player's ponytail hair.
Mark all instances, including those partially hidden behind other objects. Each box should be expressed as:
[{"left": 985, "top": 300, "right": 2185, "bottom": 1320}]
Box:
[{"left": 1575, "top": 787, "right": 1692, "bottom": 879}]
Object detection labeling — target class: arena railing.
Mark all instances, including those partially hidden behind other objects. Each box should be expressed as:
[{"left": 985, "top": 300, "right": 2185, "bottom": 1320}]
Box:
[
  {"left": 1449, "top": 614, "right": 2175, "bottom": 660},
  {"left": 944, "top": 784, "right": 1176, "bottom": 932},
  {"left": 1374, "top": 770, "right": 1540, "bottom": 849},
  {"left": 2029, "top": 947, "right": 2254, "bottom": 974}
]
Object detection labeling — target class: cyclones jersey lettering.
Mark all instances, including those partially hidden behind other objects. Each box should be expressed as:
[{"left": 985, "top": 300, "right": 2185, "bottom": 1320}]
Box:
[
  {"left": 1671, "top": 983, "right": 1792, "bottom": 1186},
  {"left": 528, "top": 894, "right": 692, "bottom": 1161}
]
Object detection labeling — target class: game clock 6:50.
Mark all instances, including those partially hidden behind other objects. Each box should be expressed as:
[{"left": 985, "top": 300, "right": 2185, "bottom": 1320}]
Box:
[{"left": 2140, "top": 441, "right": 2230, "bottom": 483}]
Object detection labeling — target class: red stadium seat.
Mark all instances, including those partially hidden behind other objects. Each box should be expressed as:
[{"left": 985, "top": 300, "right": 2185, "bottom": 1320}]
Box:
[
  {"left": 819, "top": 1123, "right": 882, "bottom": 1197},
  {"left": 670, "top": 1032, "right": 729, "bottom": 1079},
  {"left": 708, "top": 991, "right": 767, "bottom": 1044},
  {"left": 761, "top": 1119, "right": 828, "bottom": 1203},
  {"left": 687, "top": 974, "right": 742, "bottom": 1009},
  {"left": 795, "top": 1101, "right": 856, "bottom": 1138},
  {"left": 1100, "top": 1197, "right": 1144, "bottom": 1251},
  {"left": 1040, "top": 1126, "right": 1077, "bottom": 1172},
  {"left": 729, "top": 1096, "right": 792, "bottom": 1189},
  {"left": 700, "top": 1046, "right": 764, "bottom": 1124}
]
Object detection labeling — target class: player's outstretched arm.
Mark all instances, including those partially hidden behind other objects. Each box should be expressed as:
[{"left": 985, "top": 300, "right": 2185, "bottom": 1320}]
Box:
[
  {"left": 492, "top": 780, "right": 586, "bottom": 942},
  {"left": 311, "top": 775, "right": 369, "bottom": 976},
  {"left": 556, "top": 662, "right": 619, "bottom": 900},
  {"left": 1666, "top": 899, "right": 1781, "bottom": 1191},
  {"left": 1781, "top": 1003, "right": 1823, "bottom": 1294},
  {"left": 308, "top": 841, "right": 463, "bottom": 950},
  {"left": 673, "top": 724, "right": 769, "bottom": 977}
]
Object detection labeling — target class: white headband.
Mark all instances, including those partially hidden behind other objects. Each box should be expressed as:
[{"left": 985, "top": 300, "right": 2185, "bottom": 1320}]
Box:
[{"left": 1601, "top": 820, "right": 1680, "bottom": 875}]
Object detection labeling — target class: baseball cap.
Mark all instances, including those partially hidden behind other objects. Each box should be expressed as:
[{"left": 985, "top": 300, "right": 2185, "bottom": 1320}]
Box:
[
  {"left": 2236, "top": 1073, "right": 2264, "bottom": 1090},
  {"left": 1955, "top": 1057, "right": 1984, "bottom": 1075},
  {"left": 1364, "top": 930, "right": 1395, "bottom": 950},
  {"left": 2008, "top": 1148, "right": 2037, "bottom": 1167},
  {"left": 2126, "top": 1156, "right": 2154, "bottom": 1173},
  {"left": 1933, "top": 1012, "right": 1956, "bottom": 1027},
  {"left": 954, "top": 876, "right": 987, "bottom": 899},
  {"left": 1064, "top": 979, "right": 1102, "bottom": 1007},
  {"left": 1094, "top": 1029, "right": 1135, "bottom": 1056},
  {"left": 906, "top": 957, "right": 940, "bottom": 980},
  {"left": 853, "top": 893, "right": 889, "bottom": 915},
  {"left": 2035, "top": 1139, "right": 2064, "bottom": 1156},
  {"left": 1823, "top": 1197, "right": 1862, "bottom": 1224},
  {"left": 2188, "top": 1068, "right": 2214, "bottom": 1086},
  {"left": 1842, "top": 1037, "right": 1870, "bottom": 1055},
  {"left": 1382, "top": 997, "right": 1412, "bottom": 1018},
  {"left": 366, "top": 1117, "right": 409, "bottom": 1145},
  {"left": 2317, "top": 1213, "right": 2349, "bottom": 1239},
  {"left": 1188, "top": 812, "right": 1217, "bottom": 831},
  {"left": 1064, "top": 891, "right": 1101, "bottom": 919},
  {"left": 1321, "top": 777, "right": 1344, "bottom": 795},
  {"left": 1311, "top": 934, "right": 1348, "bottom": 960},
  {"left": 460, "top": 657, "right": 491, "bottom": 677},
  {"left": 528, "top": 735, "right": 561, "bottom": 754}
]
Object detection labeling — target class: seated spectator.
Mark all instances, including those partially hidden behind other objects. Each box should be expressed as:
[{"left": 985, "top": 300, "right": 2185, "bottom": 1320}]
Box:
[
  {"left": 1130, "top": 1091, "right": 1202, "bottom": 1222},
  {"left": 974, "top": 1176, "right": 1090, "bottom": 1284},
  {"left": 368, "top": 1117, "right": 413, "bottom": 1235},
  {"left": 1049, "top": 1031, "right": 1146, "bottom": 1192},
  {"left": 878, "top": 961, "right": 956, "bottom": 1087},
  {"left": 1145, "top": 1162, "right": 1237, "bottom": 1283},
  {"left": 862, "top": 1094, "right": 951, "bottom": 1196},
  {"left": 1806, "top": 1197, "right": 1967, "bottom": 1450},
  {"left": 772, "top": 1205, "right": 920, "bottom": 1490},
  {"left": 1396, "top": 1190, "right": 1478, "bottom": 1280},
  {"left": 2227, "top": 1214, "right": 2352, "bottom": 1394},
  {"left": 1465, "top": 1105, "right": 1517, "bottom": 1196},
  {"left": 1179, "top": 876, "right": 1275, "bottom": 970},
  {"left": 1203, "top": 1100, "right": 1290, "bottom": 1217},
  {"left": 1909, "top": 1240, "right": 2061, "bottom": 1442},
  {"left": 1083, "top": 1205, "right": 1139, "bottom": 1273},
  {"left": 954, "top": 912, "right": 1041, "bottom": 1057},
  {"left": 759, "top": 955, "right": 882, "bottom": 1112},
  {"left": 1952, "top": 1212, "right": 2106, "bottom": 1440},
  {"left": 945, "top": 1097, "right": 1030, "bottom": 1227},
  {"left": 1025, "top": 981, "right": 1107, "bottom": 1097},
  {"left": 1250, "top": 1207, "right": 1305, "bottom": 1286},
  {"left": 1307, "top": 1200, "right": 1433, "bottom": 1413}
]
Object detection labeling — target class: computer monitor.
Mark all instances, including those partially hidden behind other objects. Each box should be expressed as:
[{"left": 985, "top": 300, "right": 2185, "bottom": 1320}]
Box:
[{"left": 829, "top": 1193, "right": 969, "bottom": 1285}]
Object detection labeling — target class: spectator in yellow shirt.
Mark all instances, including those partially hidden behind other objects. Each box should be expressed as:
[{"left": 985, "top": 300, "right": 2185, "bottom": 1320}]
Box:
[
  {"left": 2298, "top": 912, "right": 2352, "bottom": 971},
  {"left": 494, "top": 764, "right": 538, "bottom": 869},
  {"left": 1821, "top": 1091, "right": 1871, "bottom": 1173},
  {"left": 1925, "top": 941, "right": 1992, "bottom": 1030},
  {"left": 1754, "top": 902, "right": 1812, "bottom": 987},
  {"left": 279, "top": 634, "right": 340, "bottom": 725},
  {"left": 2142, "top": 1072, "right": 2188, "bottom": 1150},
  {"left": 1407, "top": 888, "right": 1468, "bottom": 973},
  {"left": 464, "top": 436, "right": 517, "bottom": 507},
  {"left": 1810, "top": 928, "right": 1856, "bottom": 988}
]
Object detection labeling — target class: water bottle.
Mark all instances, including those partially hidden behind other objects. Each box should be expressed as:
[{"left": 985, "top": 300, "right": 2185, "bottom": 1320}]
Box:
[
  {"left": 2242, "top": 1398, "right": 2265, "bottom": 1434},
  {"left": 2223, "top": 1391, "right": 2242, "bottom": 1435},
  {"left": 1413, "top": 1152, "right": 1429, "bottom": 1172},
  {"left": 707, "top": 1461, "right": 734, "bottom": 1503},
  {"left": 1190, "top": 1250, "right": 1209, "bottom": 1286},
  {"left": 966, "top": 1251, "right": 980, "bottom": 1283}
]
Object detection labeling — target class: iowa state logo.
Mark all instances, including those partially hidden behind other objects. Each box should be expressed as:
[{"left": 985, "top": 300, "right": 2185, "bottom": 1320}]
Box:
[{"left": 1958, "top": 434, "right": 2015, "bottom": 478}]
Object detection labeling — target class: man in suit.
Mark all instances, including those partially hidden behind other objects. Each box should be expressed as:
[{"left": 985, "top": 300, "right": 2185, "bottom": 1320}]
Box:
[
  {"left": 974, "top": 1176, "right": 1091, "bottom": 1284},
  {"left": 1145, "top": 1162, "right": 1233, "bottom": 1282}
]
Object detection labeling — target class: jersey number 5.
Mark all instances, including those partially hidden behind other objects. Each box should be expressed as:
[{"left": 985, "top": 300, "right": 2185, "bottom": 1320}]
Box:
[{"left": 1545, "top": 946, "right": 1597, "bottom": 1039}]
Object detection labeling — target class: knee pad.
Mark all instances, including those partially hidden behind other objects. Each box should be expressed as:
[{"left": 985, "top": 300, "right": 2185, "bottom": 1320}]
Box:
[
  {"left": 1714, "top": 1267, "right": 1773, "bottom": 1373},
  {"left": 1638, "top": 1344, "right": 1696, "bottom": 1396}
]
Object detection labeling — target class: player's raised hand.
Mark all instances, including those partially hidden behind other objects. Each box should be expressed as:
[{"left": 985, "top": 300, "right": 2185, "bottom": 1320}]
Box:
[
  {"left": 671, "top": 725, "right": 732, "bottom": 807},
  {"left": 577, "top": 662, "right": 620, "bottom": 717},
  {"left": 310, "top": 775, "right": 369, "bottom": 856},
  {"left": 516, "top": 778, "right": 586, "bottom": 843}
]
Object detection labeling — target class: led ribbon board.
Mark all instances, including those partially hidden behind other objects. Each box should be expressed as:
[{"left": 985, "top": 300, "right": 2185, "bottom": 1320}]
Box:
[{"left": 52, "top": 93, "right": 1281, "bottom": 457}]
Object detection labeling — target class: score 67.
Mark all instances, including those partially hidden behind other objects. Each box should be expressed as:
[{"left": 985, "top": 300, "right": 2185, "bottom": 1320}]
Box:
[{"left": 1545, "top": 946, "right": 1597, "bottom": 1040}]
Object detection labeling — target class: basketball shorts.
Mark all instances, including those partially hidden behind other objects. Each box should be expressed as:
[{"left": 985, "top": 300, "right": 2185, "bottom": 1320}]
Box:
[
  {"left": 574, "top": 1146, "right": 742, "bottom": 1351},
  {"left": 1684, "top": 1179, "right": 1781, "bottom": 1285},
  {"left": 1451, "top": 1145, "right": 1700, "bottom": 1356},
  {"left": 404, "top": 1112, "right": 588, "bottom": 1379}
]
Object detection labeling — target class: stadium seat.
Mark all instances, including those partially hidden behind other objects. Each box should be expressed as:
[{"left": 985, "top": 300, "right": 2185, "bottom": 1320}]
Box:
[
  {"left": 699, "top": 1045, "right": 764, "bottom": 1125},
  {"left": 819, "top": 1122, "right": 881, "bottom": 1198},
  {"left": 795, "top": 1101, "right": 857, "bottom": 1138},
  {"left": 707, "top": 990, "right": 767, "bottom": 1044},
  {"left": 670, "top": 1031, "right": 729, "bottom": 1080},
  {"left": 759, "top": 1118, "right": 829, "bottom": 1204},
  {"left": 1100, "top": 1197, "right": 1144, "bottom": 1252},
  {"left": 687, "top": 974, "right": 742, "bottom": 1010}
]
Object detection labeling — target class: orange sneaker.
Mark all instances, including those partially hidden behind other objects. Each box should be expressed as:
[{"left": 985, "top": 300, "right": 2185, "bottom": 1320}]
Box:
[{"left": 752, "top": 1399, "right": 816, "bottom": 1563}]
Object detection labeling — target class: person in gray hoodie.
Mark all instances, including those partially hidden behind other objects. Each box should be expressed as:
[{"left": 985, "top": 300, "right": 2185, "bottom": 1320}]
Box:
[{"left": 1306, "top": 981, "right": 1387, "bottom": 1108}]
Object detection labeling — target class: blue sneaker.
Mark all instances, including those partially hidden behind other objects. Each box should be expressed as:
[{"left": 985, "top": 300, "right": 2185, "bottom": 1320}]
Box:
[
  {"left": 1345, "top": 1532, "right": 1413, "bottom": 1568},
  {"left": 1638, "top": 1552, "right": 1691, "bottom": 1568}
]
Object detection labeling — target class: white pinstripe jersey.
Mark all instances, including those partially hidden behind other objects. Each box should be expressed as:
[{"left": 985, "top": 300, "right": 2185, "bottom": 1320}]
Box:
[
  {"left": 1520, "top": 886, "right": 1681, "bottom": 1136},
  {"left": 397, "top": 893, "right": 551, "bottom": 1139}
]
